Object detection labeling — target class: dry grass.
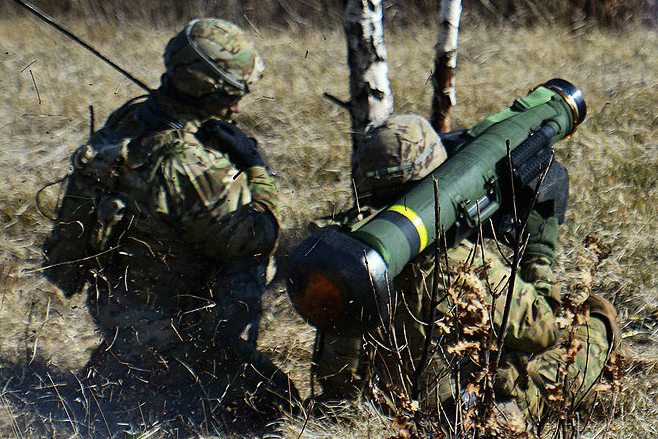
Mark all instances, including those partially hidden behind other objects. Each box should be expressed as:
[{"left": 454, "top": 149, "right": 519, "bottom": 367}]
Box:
[
  {"left": 1, "top": 15, "right": 657, "bottom": 438},
  {"left": 3, "top": 0, "right": 654, "bottom": 29}
]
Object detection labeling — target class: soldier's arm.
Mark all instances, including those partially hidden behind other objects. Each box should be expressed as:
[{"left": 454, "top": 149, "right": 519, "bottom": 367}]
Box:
[
  {"left": 519, "top": 209, "right": 561, "bottom": 307},
  {"left": 492, "top": 208, "right": 561, "bottom": 352},
  {"left": 492, "top": 276, "right": 559, "bottom": 353},
  {"left": 157, "top": 146, "right": 279, "bottom": 264},
  {"left": 244, "top": 166, "right": 279, "bottom": 216},
  {"left": 445, "top": 243, "right": 560, "bottom": 353},
  {"left": 197, "top": 166, "right": 280, "bottom": 263}
]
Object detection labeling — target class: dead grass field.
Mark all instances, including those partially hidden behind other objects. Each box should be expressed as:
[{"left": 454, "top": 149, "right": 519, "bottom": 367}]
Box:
[{"left": 1, "top": 15, "right": 657, "bottom": 438}]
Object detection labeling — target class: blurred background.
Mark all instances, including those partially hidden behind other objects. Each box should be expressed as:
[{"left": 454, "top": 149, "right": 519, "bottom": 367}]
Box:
[{"left": 3, "top": 0, "right": 658, "bottom": 29}]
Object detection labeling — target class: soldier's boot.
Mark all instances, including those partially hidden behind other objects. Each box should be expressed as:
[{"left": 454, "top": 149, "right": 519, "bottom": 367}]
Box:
[{"left": 313, "top": 331, "right": 365, "bottom": 401}]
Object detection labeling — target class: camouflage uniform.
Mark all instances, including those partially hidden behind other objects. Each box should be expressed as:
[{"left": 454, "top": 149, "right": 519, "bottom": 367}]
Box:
[
  {"left": 314, "top": 114, "right": 619, "bottom": 423},
  {"left": 45, "top": 19, "right": 295, "bottom": 425},
  {"left": 86, "top": 93, "right": 278, "bottom": 359}
]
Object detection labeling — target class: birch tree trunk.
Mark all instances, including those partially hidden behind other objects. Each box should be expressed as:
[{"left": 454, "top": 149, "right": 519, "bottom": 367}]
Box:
[
  {"left": 430, "top": 0, "right": 462, "bottom": 133},
  {"left": 344, "top": 0, "right": 394, "bottom": 148}
]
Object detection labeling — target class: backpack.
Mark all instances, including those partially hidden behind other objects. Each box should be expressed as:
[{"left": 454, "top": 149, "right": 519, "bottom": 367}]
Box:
[{"left": 42, "top": 132, "right": 133, "bottom": 297}]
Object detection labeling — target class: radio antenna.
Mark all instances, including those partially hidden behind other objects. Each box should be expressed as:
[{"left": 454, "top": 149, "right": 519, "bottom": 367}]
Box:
[{"left": 12, "top": 0, "right": 153, "bottom": 93}]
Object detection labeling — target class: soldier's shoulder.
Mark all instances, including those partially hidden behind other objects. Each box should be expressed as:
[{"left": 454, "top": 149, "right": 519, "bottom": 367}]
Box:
[
  {"left": 103, "top": 95, "right": 150, "bottom": 132},
  {"left": 161, "top": 128, "right": 232, "bottom": 169},
  {"left": 156, "top": 129, "right": 242, "bottom": 195}
]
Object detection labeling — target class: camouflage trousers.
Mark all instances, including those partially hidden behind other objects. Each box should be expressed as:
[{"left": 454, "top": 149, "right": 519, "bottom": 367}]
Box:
[
  {"left": 86, "top": 264, "right": 267, "bottom": 360},
  {"left": 84, "top": 263, "right": 299, "bottom": 429},
  {"left": 494, "top": 314, "right": 611, "bottom": 419},
  {"left": 316, "top": 311, "right": 613, "bottom": 425}
]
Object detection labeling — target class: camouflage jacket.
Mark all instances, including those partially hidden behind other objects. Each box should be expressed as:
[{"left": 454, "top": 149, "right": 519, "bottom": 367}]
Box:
[{"left": 86, "top": 94, "right": 279, "bottom": 310}]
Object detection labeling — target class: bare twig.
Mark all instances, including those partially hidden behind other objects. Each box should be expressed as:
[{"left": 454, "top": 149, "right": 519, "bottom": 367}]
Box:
[
  {"left": 495, "top": 140, "right": 553, "bottom": 367},
  {"left": 412, "top": 178, "right": 444, "bottom": 398},
  {"left": 323, "top": 92, "right": 351, "bottom": 111}
]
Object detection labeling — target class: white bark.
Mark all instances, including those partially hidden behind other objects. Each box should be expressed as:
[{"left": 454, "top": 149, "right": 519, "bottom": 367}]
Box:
[
  {"left": 430, "top": 0, "right": 462, "bottom": 133},
  {"left": 344, "top": 0, "right": 394, "bottom": 144}
]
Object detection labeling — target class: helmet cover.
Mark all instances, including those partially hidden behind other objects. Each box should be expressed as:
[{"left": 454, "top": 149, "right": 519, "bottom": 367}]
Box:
[
  {"left": 353, "top": 114, "right": 448, "bottom": 196},
  {"left": 163, "top": 18, "right": 265, "bottom": 98}
]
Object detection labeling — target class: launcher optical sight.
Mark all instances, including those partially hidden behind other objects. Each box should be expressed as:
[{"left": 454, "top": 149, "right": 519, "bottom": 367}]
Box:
[{"left": 287, "top": 79, "right": 586, "bottom": 337}]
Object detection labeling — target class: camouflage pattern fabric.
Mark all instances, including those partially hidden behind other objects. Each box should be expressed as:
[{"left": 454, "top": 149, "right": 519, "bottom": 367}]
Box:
[
  {"left": 63, "top": 90, "right": 286, "bottom": 429},
  {"left": 495, "top": 314, "right": 611, "bottom": 419},
  {"left": 83, "top": 93, "right": 279, "bottom": 346},
  {"left": 315, "top": 237, "right": 617, "bottom": 421},
  {"left": 352, "top": 114, "right": 447, "bottom": 205},
  {"left": 42, "top": 19, "right": 296, "bottom": 432},
  {"left": 55, "top": 15, "right": 275, "bottom": 363},
  {"left": 163, "top": 18, "right": 265, "bottom": 97}
]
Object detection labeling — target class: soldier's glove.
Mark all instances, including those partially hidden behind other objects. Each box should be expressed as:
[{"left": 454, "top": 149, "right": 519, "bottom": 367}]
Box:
[
  {"left": 522, "top": 207, "right": 559, "bottom": 267},
  {"left": 198, "top": 119, "right": 265, "bottom": 171}
]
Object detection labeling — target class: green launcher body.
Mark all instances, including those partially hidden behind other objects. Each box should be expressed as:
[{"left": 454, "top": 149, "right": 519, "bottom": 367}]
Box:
[{"left": 287, "top": 79, "right": 586, "bottom": 337}]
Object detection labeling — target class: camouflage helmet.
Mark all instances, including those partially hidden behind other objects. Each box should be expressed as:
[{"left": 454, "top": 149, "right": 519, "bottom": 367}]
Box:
[
  {"left": 163, "top": 18, "right": 265, "bottom": 98},
  {"left": 353, "top": 114, "right": 448, "bottom": 198}
]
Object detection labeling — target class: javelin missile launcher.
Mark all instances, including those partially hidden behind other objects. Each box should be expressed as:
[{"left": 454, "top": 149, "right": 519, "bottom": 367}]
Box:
[{"left": 287, "top": 78, "right": 586, "bottom": 337}]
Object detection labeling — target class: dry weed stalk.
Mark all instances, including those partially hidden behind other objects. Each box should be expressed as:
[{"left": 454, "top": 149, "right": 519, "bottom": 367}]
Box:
[
  {"left": 537, "top": 235, "right": 624, "bottom": 438},
  {"left": 370, "top": 216, "right": 625, "bottom": 438},
  {"left": 369, "top": 244, "right": 532, "bottom": 439}
]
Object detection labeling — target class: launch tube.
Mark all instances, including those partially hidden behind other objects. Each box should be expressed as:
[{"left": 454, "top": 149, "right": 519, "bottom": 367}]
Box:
[{"left": 287, "top": 78, "right": 586, "bottom": 336}]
